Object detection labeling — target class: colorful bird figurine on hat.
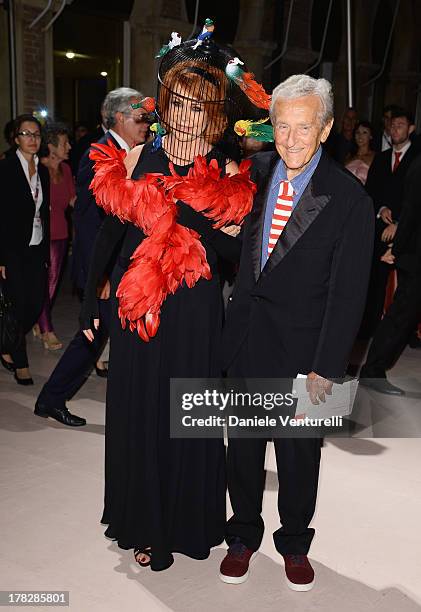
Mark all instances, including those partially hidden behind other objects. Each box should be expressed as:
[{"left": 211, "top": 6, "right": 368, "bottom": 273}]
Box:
[
  {"left": 156, "top": 32, "right": 182, "bottom": 58},
  {"left": 234, "top": 118, "right": 274, "bottom": 142},
  {"left": 131, "top": 97, "right": 156, "bottom": 113},
  {"left": 150, "top": 122, "right": 167, "bottom": 152},
  {"left": 192, "top": 18, "right": 215, "bottom": 50},
  {"left": 225, "top": 57, "right": 271, "bottom": 110}
]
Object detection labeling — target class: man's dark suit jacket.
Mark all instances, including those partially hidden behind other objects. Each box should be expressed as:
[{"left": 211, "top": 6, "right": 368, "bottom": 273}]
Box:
[
  {"left": 0, "top": 151, "right": 50, "bottom": 264},
  {"left": 365, "top": 145, "right": 419, "bottom": 221},
  {"left": 392, "top": 154, "right": 421, "bottom": 273},
  {"left": 223, "top": 150, "right": 374, "bottom": 380},
  {"left": 71, "top": 132, "right": 120, "bottom": 290}
]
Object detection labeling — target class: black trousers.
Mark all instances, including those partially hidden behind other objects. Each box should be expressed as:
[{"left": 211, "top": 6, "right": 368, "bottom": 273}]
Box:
[
  {"left": 225, "top": 340, "right": 321, "bottom": 555},
  {"left": 37, "top": 297, "right": 110, "bottom": 408},
  {"left": 226, "top": 437, "right": 321, "bottom": 554},
  {"left": 5, "top": 245, "right": 47, "bottom": 368},
  {"left": 361, "top": 269, "right": 421, "bottom": 377}
]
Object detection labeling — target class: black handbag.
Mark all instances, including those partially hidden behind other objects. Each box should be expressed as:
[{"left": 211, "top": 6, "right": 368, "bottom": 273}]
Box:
[{"left": 0, "top": 279, "right": 23, "bottom": 353}]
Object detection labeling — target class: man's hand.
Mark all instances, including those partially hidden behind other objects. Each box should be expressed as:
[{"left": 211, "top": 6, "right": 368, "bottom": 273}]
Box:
[
  {"left": 380, "top": 207, "right": 393, "bottom": 224},
  {"left": 97, "top": 279, "right": 110, "bottom": 300},
  {"left": 381, "top": 248, "right": 395, "bottom": 265},
  {"left": 306, "top": 371, "right": 333, "bottom": 405},
  {"left": 221, "top": 224, "right": 241, "bottom": 237},
  {"left": 0, "top": 266, "right": 5, "bottom": 280},
  {"left": 381, "top": 223, "right": 397, "bottom": 242}
]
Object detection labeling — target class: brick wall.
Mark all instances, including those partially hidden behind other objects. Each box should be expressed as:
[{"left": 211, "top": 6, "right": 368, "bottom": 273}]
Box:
[{"left": 22, "top": 4, "right": 47, "bottom": 114}]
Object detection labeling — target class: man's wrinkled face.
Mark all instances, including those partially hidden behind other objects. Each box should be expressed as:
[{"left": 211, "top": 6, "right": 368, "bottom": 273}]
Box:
[
  {"left": 117, "top": 98, "right": 150, "bottom": 147},
  {"left": 273, "top": 95, "right": 333, "bottom": 178}
]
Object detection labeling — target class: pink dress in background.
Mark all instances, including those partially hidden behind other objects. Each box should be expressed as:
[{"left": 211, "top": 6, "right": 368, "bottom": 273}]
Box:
[
  {"left": 345, "top": 158, "right": 370, "bottom": 185},
  {"left": 38, "top": 162, "right": 75, "bottom": 334},
  {"left": 50, "top": 162, "right": 75, "bottom": 240}
]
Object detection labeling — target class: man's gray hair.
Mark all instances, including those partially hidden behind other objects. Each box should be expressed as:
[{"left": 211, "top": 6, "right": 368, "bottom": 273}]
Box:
[
  {"left": 102, "top": 87, "right": 144, "bottom": 129},
  {"left": 270, "top": 75, "right": 334, "bottom": 127}
]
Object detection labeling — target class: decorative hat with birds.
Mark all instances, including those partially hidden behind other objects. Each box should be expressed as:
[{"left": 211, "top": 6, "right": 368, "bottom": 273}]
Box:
[
  {"left": 149, "top": 19, "right": 273, "bottom": 162},
  {"left": 87, "top": 19, "right": 273, "bottom": 341}
]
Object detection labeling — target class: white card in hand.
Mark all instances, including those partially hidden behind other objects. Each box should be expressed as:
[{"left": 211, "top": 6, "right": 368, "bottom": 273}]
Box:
[{"left": 292, "top": 375, "right": 358, "bottom": 420}]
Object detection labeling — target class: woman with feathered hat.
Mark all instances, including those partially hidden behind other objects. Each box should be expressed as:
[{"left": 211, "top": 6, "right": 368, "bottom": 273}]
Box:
[{"left": 80, "top": 23, "right": 270, "bottom": 571}]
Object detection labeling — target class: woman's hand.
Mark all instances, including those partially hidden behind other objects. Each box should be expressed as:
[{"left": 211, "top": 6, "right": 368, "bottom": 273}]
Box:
[
  {"left": 83, "top": 319, "right": 100, "bottom": 343},
  {"left": 80, "top": 293, "right": 100, "bottom": 342},
  {"left": 0, "top": 266, "right": 5, "bottom": 279},
  {"left": 221, "top": 225, "right": 241, "bottom": 237}
]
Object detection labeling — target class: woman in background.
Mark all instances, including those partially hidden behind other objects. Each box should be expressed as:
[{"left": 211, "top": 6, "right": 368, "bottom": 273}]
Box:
[
  {"left": 345, "top": 120, "right": 376, "bottom": 185},
  {"left": 35, "top": 124, "right": 75, "bottom": 350},
  {"left": 0, "top": 114, "right": 50, "bottom": 384}
]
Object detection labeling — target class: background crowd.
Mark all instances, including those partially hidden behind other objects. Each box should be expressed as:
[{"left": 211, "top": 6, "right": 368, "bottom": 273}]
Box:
[{"left": 1, "top": 91, "right": 420, "bottom": 397}]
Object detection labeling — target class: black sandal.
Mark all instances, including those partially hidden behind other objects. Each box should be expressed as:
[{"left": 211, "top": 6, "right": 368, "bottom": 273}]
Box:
[{"left": 134, "top": 546, "right": 151, "bottom": 567}]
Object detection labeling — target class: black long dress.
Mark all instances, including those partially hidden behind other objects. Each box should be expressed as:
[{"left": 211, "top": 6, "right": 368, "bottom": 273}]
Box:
[{"left": 82, "top": 141, "right": 240, "bottom": 571}]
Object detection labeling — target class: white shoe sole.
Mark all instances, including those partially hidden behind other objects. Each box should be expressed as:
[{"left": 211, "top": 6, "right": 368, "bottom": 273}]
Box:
[
  {"left": 219, "top": 551, "right": 258, "bottom": 584},
  {"left": 285, "top": 576, "right": 315, "bottom": 591}
]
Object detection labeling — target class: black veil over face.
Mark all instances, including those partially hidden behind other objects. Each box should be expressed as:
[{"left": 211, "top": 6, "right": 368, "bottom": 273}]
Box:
[{"left": 157, "top": 39, "right": 245, "bottom": 164}]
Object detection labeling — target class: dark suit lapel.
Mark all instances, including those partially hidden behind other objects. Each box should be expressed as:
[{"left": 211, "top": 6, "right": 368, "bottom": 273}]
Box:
[
  {"left": 395, "top": 145, "right": 416, "bottom": 176},
  {"left": 104, "top": 132, "right": 121, "bottom": 150},
  {"left": 259, "top": 152, "right": 332, "bottom": 281},
  {"left": 385, "top": 149, "right": 392, "bottom": 172},
  {"left": 249, "top": 152, "right": 279, "bottom": 282}
]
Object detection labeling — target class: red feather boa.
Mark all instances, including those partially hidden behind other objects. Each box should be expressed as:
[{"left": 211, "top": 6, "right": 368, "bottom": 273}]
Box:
[{"left": 89, "top": 141, "right": 255, "bottom": 341}]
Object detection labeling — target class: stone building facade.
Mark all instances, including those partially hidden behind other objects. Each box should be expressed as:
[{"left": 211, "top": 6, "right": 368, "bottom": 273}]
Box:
[{"left": 1, "top": 0, "right": 421, "bottom": 150}]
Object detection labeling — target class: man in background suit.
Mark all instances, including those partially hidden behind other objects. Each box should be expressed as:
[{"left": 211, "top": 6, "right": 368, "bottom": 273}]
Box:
[
  {"left": 373, "top": 104, "right": 402, "bottom": 152},
  {"left": 361, "top": 110, "right": 418, "bottom": 338},
  {"left": 360, "top": 155, "right": 421, "bottom": 394},
  {"left": 34, "top": 88, "right": 148, "bottom": 427},
  {"left": 219, "top": 75, "right": 374, "bottom": 591}
]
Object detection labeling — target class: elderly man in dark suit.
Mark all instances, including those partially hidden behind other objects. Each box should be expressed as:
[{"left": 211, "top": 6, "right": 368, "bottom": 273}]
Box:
[
  {"left": 219, "top": 75, "right": 374, "bottom": 591},
  {"left": 34, "top": 87, "right": 149, "bottom": 426}
]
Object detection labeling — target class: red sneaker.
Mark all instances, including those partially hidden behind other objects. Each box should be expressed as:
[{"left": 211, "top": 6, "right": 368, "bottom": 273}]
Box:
[
  {"left": 282, "top": 554, "right": 315, "bottom": 591},
  {"left": 219, "top": 540, "right": 256, "bottom": 584}
]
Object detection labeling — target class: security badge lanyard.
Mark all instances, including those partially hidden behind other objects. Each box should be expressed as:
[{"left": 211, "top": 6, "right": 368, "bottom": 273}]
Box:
[{"left": 31, "top": 172, "right": 42, "bottom": 231}]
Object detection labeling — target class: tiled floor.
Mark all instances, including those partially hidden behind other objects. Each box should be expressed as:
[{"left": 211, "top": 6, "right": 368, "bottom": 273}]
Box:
[{"left": 1, "top": 279, "right": 421, "bottom": 611}]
